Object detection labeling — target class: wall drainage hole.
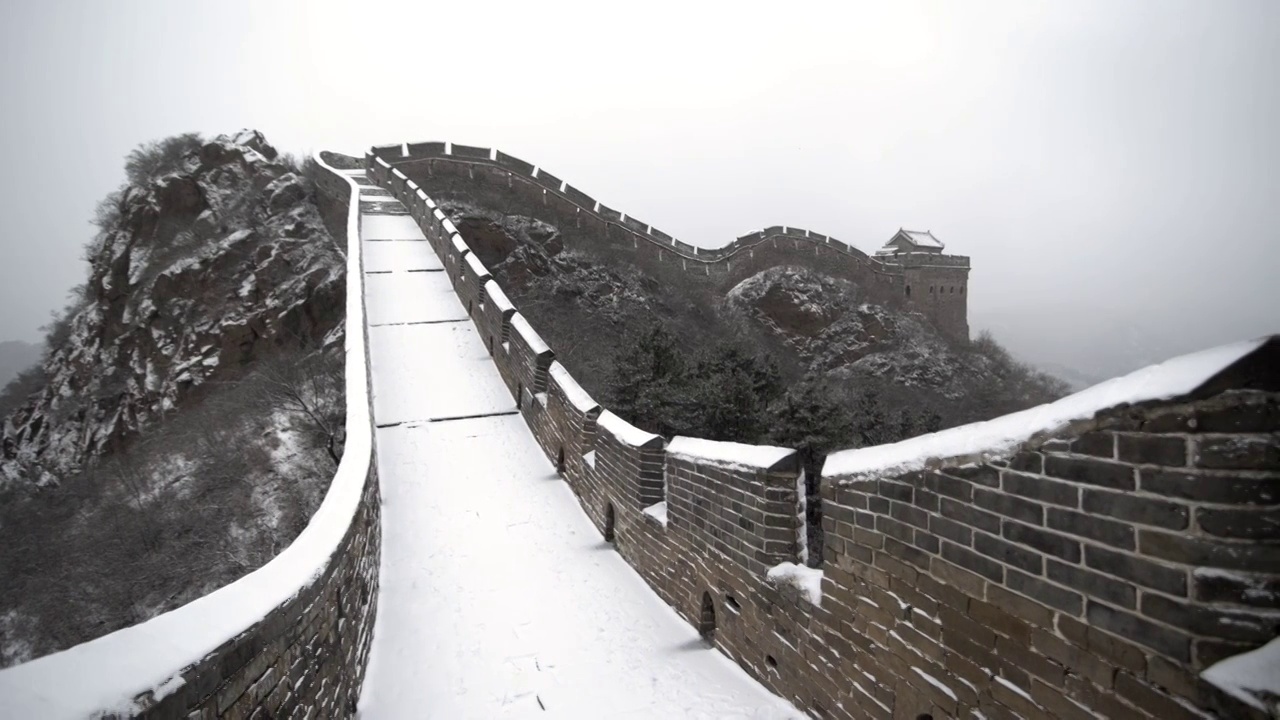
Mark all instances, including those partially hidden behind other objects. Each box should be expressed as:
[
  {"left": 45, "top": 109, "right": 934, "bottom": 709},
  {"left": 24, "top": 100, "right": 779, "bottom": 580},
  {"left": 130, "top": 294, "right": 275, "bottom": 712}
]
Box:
[
  {"left": 765, "top": 655, "right": 777, "bottom": 669},
  {"left": 725, "top": 594, "right": 741, "bottom": 613}
]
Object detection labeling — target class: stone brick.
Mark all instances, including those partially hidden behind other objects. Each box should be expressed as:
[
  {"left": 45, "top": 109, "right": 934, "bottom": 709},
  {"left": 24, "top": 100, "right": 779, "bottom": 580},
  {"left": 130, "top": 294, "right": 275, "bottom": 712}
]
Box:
[
  {"left": 1192, "top": 568, "right": 1280, "bottom": 608},
  {"left": 928, "top": 514, "right": 972, "bottom": 546},
  {"left": 974, "top": 532, "right": 1043, "bottom": 574},
  {"left": 986, "top": 583, "right": 1054, "bottom": 627},
  {"left": 1087, "top": 601, "right": 1191, "bottom": 662},
  {"left": 941, "top": 541, "right": 1004, "bottom": 582},
  {"left": 940, "top": 497, "right": 1001, "bottom": 534},
  {"left": 1047, "top": 559, "right": 1137, "bottom": 609},
  {"left": 1007, "top": 451, "right": 1044, "bottom": 474},
  {"left": 1140, "top": 468, "right": 1278, "bottom": 504},
  {"left": 1030, "top": 627, "right": 1116, "bottom": 688},
  {"left": 1140, "top": 594, "right": 1278, "bottom": 644},
  {"left": 1194, "top": 434, "right": 1280, "bottom": 470},
  {"left": 973, "top": 489, "right": 1044, "bottom": 526},
  {"left": 1048, "top": 507, "right": 1136, "bottom": 550},
  {"left": 1084, "top": 545, "right": 1187, "bottom": 596},
  {"left": 932, "top": 472, "right": 974, "bottom": 502},
  {"left": 1114, "top": 671, "right": 1204, "bottom": 720},
  {"left": 1140, "top": 528, "right": 1275, "bottom": 571},
  {"left": 1044, "top": 455, "right": 1136, "bottom": 490},
  {"left": 942, "top": 464, "right": 999, "bottom": 488},
  {"left": 1081, "top": 488, "right": 1189, "bottom": 530},
  {"left": 1116, "top": 434, "right": 1188, "bottom": 467},
  {"left": 969, "top": 598, "right": 1032, "bottom": 645},
  {"left": 1029, "top": 678, "right": 1096, "bottom": 720},
  {"left": 1196, "top": 506, "right": 1280, "bottom": 539},
  {"left": 1071, "top": 432, "right": 1115, "bottom": 458},
  {"left": 1006, "top": 568, "right": 1084, "bottom": 616},
  {"left": 1195, "top": 395, "right": 1280, "bottom": 432},
  {"left": 1002, "top": 520, "right": 1081, "bottom": 563},
  {"left": 1001, "top": 470, "right": 1079, "bottom": 508}
]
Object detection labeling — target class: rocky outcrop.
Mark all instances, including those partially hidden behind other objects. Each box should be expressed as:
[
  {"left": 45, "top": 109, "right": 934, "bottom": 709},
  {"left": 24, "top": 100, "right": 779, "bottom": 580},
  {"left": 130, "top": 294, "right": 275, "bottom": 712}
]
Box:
[{"left": 1, "top": 130, "right": 345, "bottom": 487}]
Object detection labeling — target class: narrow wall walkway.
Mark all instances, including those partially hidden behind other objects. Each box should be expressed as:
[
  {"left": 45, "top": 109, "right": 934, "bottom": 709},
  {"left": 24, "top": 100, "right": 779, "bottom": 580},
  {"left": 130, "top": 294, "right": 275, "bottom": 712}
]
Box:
[{"left": 356, "top": 184, "right": 802, "bottom": 719}]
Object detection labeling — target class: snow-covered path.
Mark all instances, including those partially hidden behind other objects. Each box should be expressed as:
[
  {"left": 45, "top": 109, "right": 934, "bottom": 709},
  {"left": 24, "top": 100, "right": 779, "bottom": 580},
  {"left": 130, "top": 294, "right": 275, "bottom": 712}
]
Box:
[{"left": 357, "top": 193, "right": 801, "bottom": 719}]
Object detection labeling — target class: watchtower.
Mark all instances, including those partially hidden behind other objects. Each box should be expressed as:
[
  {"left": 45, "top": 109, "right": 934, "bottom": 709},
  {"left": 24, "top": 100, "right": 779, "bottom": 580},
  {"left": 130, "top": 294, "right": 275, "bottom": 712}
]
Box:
[{"left": 876, "top": 229, "right": 971, "bottom": 341}]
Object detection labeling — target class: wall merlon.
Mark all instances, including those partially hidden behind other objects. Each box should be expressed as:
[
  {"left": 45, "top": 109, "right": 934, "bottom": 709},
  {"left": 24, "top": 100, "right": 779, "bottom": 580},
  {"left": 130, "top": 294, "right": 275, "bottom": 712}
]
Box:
[
  {"left": 450, "top": 143, "right": 492, "bottom": 160},
  {"left": 563, "top": 184, "right": 595, "bottom": 208},
  {"left": 405, "top": 141, "right": 447, "bottom": 158},
  {"left": 534, "top": 168, "right": 563, "bottom": 192}
]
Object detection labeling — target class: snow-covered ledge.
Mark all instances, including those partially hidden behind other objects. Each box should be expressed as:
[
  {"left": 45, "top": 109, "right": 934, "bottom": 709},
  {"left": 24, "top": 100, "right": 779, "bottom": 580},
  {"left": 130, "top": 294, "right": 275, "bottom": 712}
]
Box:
[
  {"left": 0, "top": 152, "right": 379, "bottom": 718},
  {"left": 823, "top": 338, "right": 1268, "bottom": 480}
]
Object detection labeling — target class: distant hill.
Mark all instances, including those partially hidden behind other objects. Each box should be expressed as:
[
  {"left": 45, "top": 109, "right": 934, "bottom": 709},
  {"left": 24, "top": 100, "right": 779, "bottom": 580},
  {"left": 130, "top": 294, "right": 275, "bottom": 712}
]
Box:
[{"left": 0, "top": 341, "right": 40, "bottom": 389}]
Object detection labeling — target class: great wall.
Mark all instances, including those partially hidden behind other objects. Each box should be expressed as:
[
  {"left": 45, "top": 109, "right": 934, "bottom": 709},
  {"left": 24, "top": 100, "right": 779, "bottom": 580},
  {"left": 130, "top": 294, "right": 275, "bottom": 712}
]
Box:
[{"left": 0, "top": 143, "right": 1274, "bottom": 719}]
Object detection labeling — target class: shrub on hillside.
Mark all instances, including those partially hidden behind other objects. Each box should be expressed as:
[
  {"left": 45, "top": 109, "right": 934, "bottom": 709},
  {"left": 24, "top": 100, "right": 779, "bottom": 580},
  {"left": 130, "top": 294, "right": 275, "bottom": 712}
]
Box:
[{"left": 123, "top": 132, "right": 202, "bottom": 186}]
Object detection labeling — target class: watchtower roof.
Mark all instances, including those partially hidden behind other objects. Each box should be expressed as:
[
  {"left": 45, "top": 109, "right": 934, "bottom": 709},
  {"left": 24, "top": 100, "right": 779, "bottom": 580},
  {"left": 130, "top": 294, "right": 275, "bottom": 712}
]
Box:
[{"left": 878, "top": 228, "right": 945, "bottom": 255}]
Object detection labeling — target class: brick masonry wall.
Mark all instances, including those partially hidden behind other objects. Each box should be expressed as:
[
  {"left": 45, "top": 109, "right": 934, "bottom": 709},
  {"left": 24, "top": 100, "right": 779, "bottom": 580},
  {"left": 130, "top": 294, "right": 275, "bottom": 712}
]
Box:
[
  {"left": 372, "top": 145, "right": 973, "bottom": 342},
  {"left": 375, "top": 156, "right": 1279, "bottom": 720}
]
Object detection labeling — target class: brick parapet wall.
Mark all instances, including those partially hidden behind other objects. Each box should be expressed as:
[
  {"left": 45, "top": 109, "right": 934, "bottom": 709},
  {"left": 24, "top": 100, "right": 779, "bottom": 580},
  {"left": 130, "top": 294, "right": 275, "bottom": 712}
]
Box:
[
  {"left": 370, "top": 143, "right": 971, "bottom": 341},
  {"left": 373, "top": 153, "right": 1278, "bottom": 720}
]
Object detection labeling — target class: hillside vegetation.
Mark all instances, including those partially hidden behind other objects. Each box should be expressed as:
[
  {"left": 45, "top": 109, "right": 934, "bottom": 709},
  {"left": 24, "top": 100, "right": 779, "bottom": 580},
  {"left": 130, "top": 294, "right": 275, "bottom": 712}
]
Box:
[
  {"left": 436, "top": 198, "right": 1068, "bottom": 458},
  {"left": 0, "top": 131, "right": 345, "bottom": 666}
]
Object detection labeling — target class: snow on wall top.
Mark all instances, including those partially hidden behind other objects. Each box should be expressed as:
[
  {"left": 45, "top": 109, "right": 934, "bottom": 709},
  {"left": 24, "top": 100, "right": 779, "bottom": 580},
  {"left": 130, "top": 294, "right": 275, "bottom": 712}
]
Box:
[
  {"left": 902, "top": 229, "right": 943, "bottom": 249},
  {"left": 0, "top": 152, "right": 375, "bottom": 719},
  {"left": 549, "top": 361, "right": 598, "bottom": 414},
  {"left": 598, "top": 410, "right": 661, "bottom": 448},
  {"left": 823, "top": 337, "right": 1267, "bottom": 480},
  {"left": 464, "top": 251, "right": 489, "bottom": 279},
  {"left": 668, "top": 436, "right": 794, "bottom": 471},
  {"left": 450, "top": 233, "right": 469, "bottom": 256},
  {"left": 484, "top": 279, "right": 514, "bottom": 314},
  {"left": 1202, "top": 635, "right": 1280, "bottom": 712},
  {"left": 510, "top": 314, "right": 550, "bottom": 356}
]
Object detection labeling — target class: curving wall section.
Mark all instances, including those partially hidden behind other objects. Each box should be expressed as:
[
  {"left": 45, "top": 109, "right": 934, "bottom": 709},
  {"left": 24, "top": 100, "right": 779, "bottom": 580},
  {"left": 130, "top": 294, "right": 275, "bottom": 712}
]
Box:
[
  {"left": 372, "top": 142, "right": 972, "bottom": 341},
  {"left": 373, "top": 148, "right": 1280, "bottom": 720},
  {"left": 0, "top": 152, "right": 380, "bottom": 719}
]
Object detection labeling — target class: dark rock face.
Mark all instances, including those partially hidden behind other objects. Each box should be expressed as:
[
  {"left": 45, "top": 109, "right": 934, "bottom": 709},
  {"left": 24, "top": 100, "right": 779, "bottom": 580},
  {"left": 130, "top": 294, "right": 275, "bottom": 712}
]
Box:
[{"left": 0, "top": 132, "right": 344, "bottom": 487}]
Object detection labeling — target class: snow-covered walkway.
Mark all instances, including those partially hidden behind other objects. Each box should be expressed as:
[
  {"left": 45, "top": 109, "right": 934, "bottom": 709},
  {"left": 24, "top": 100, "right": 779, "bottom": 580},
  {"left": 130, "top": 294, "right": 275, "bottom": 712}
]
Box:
[{"left": 356, "top": 191, "right": 801, "bottom": 718}]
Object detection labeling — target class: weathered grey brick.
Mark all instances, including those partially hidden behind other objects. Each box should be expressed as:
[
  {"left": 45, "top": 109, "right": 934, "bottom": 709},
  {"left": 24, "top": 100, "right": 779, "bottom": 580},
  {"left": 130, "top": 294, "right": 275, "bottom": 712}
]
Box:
[
  {"left": 1001, "top": 470, "right": 1079, "bottom": 507},
  {"left": 1048, "top": 559, "right": 1137, "bottom": 609},
  {"left": 1085, "top": 545, "right": 1187, "bottom": 596},
  {"left": 1117, "top": 434, "right": 1187, "bottom": 467},
  {"left": 1081, "top": 488, "right": 1189, "bottom": 530},
  {"left": 1003, "top": 520, "right": 1082, "bottom": 562},
  {"left": 1048, "top": 508, "right": 1136, "bottom": 550},
  {"left": 1044, "top": 455, "right": 1135, "bottom": 490},
  {"left": 1087, "top": 601, "right": 1191, "bottom": 662}
]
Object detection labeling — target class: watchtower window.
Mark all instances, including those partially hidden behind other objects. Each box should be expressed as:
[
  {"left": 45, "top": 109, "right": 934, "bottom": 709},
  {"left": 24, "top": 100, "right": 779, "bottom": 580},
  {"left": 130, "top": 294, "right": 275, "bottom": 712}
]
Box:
[{"left": 905, "top": 285, "right": 911, "bottom": 297}]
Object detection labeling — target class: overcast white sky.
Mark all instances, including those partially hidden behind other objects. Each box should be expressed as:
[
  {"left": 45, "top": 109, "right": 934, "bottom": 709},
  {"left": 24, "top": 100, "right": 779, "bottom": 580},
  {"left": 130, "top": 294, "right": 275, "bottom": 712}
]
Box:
[{"left": 1, "top": 0, "right": 1276, "bottom": 378}]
